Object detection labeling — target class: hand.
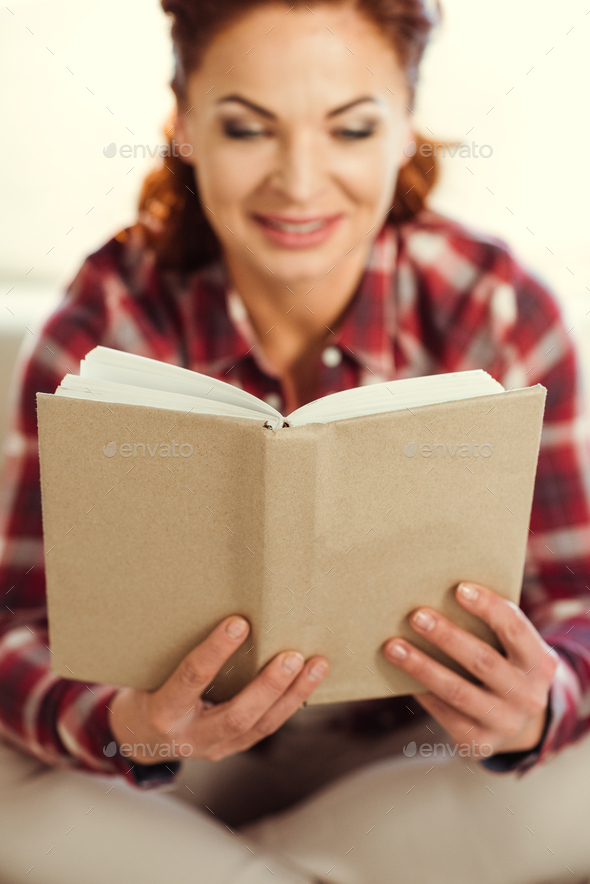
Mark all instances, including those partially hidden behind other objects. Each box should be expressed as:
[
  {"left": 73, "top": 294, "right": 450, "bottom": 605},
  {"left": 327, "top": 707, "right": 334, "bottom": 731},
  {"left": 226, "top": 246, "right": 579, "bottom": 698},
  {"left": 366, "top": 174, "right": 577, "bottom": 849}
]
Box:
[
  {"left": 383, "top": 582, "right": 559, "bottom": 758},
  {"left": 110, "top": 615, "right": 329, "bottom": 764}
]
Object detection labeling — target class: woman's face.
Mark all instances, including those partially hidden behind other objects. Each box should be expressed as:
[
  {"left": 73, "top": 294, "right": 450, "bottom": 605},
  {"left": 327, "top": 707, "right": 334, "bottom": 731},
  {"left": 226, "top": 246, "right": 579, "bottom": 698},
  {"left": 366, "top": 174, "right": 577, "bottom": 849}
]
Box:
[{"left": 175, "top": 2, "right": 413, "bottom": 286}]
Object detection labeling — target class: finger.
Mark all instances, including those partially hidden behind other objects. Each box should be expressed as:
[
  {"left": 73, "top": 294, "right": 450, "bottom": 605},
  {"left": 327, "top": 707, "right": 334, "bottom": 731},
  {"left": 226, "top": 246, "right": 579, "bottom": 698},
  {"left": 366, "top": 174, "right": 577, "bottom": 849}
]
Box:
[
  {"left": 227, "top": 656, "right": 330, "bottom": 751},
  {"left": 454, "top": 582, "right": 554, "bottom": 673},
  {"left": 152, "top": 616, "right": 250, "bottom": 725},
  {"left": 406, "top": 605, "right": 517, "bottom": 695},
  {"left": 205, "top": 649, "right": 308, "bottom": 743},
  {"left": 384, "top": 637, "right": 507, "bottom": 725}
]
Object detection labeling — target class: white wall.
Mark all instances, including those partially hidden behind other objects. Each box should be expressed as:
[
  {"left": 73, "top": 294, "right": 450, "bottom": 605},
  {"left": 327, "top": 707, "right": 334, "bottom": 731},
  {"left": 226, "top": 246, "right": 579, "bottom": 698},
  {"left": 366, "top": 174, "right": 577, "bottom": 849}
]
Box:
[
  {"left": 416, "top": 0, "right": 590, "bottom": 362},
  {"left": 0, "top": 0, "right": 173, "bottom": 284},
  {"left": 1, "top": 0, "right": 589, "bottom": 380}
]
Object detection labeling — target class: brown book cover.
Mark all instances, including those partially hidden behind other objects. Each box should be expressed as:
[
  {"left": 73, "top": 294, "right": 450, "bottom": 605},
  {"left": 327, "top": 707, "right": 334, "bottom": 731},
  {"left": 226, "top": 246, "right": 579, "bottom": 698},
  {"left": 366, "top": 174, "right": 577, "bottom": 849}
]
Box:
[{"left": 36, "top": 383, "right": 546, "bottom": 705}]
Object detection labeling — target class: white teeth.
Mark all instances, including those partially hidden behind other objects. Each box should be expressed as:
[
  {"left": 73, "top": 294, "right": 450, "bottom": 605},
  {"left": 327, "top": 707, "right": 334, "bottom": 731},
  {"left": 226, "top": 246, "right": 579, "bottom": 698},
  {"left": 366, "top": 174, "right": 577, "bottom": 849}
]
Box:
[{"left": 265, "top": 218, "right": 328, "bottom": 233}]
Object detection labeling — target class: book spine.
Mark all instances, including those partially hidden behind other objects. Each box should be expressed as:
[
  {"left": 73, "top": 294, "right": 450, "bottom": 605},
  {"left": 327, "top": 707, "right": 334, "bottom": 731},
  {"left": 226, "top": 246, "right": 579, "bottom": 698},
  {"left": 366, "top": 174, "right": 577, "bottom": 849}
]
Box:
[{"left": 255, "top": 424, "right": 324, "bottom": 669}]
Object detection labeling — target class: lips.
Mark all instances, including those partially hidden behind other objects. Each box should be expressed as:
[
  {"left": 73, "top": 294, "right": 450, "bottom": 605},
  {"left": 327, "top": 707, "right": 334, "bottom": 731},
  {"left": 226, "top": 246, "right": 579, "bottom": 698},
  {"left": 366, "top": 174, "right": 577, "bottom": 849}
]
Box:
[
  {"left": 251, "top": 212, "right": 344, "bottom": 248},
  {"left": 257, "top": 216, "right": 332, "bottom": 232}
]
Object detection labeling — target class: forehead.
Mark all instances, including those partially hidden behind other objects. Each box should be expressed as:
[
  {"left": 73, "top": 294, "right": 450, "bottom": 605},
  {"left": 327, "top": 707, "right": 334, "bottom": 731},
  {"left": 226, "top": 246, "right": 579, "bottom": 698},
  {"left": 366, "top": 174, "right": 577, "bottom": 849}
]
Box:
[{"left": 189, "top": 3, "right": 408, "bottom": 114}]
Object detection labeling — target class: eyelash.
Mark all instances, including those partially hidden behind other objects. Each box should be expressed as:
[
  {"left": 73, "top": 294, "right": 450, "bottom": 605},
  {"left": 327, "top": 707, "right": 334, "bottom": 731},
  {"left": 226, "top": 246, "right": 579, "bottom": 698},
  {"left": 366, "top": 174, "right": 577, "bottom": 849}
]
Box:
[
  {"left": 222, "top": 123, "right": 377, "bottom": 141},
  {"left": 335, "top": 126, "right": 376, "bottom": 140},
  {"left": 223, "top": 124, "right": 266, "bottom": 140}
]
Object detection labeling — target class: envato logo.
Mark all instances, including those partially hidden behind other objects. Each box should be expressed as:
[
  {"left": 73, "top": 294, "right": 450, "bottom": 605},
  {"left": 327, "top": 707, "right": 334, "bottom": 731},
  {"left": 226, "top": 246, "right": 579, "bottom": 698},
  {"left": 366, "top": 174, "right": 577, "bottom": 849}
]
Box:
[
  {"left": 403, "top": 740, "right": 493, "bottom": 758},
  {"left": 403, "top": 441, "right": 493, "bottom": 458},
  {"left": 103, "top": 141, "right": 193, "bottom": 159},
  {"left": 103, "top": 740, "right": 193, "bottom": 759},
  {"left": 103, "top": 441, "right": 193, "bottom": 458},
  {"left": 403, "top": 141, "right": 493, "bottom": 159}
]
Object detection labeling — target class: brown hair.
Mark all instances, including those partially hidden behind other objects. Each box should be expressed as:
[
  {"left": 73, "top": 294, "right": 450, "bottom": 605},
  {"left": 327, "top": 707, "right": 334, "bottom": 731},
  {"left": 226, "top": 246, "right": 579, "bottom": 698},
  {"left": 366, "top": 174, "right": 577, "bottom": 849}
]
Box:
[{"left": 136, "top": 0, "right": 442, "bottom": 271}]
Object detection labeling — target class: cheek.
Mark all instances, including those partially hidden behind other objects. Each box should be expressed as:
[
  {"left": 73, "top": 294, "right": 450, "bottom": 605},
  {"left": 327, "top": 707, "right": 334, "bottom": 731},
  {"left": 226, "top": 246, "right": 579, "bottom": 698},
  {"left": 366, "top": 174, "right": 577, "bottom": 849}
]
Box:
[
  {"left": 194, "top": 139, "right": 271, "bottom": 214},
  {"left": 332, "top": 142, "right": 400, "bottom": 211}
]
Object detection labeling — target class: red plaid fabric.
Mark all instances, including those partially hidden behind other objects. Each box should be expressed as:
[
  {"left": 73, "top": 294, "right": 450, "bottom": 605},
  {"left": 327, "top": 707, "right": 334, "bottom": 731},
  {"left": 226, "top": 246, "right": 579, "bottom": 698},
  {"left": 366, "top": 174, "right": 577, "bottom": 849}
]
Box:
[{"left": 1, "top": 209, "right": 589, "bottom": 788}]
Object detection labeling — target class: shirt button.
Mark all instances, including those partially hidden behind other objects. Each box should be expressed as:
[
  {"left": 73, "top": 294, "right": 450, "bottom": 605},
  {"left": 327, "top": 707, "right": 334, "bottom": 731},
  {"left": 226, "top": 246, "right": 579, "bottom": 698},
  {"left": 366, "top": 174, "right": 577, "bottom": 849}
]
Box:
[
  {"left": 264, "top": 392, "right": 283, "bottom": 411},
  {"left": 321, "top": 346, "right": 342, "bottom": 368}
]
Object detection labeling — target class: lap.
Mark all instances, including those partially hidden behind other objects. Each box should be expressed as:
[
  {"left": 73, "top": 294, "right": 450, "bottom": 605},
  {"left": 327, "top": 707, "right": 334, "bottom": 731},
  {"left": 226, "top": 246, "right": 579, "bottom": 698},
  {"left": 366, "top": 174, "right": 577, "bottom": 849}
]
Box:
[
  {"left": 1, "top": 703, "right": 589, "bottom": 884},
  {"left": 239, "top": 722, "right": 590, "bottom": 884},
  {"left": 0, "top": 738, "right": 315, "bottom": 884}
]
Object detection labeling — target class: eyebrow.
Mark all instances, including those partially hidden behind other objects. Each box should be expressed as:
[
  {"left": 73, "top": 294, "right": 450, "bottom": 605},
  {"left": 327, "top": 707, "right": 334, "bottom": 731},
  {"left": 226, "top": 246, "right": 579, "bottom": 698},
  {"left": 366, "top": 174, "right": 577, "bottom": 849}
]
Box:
[{"left": 215, "top": 94, "right": 379, "bottom": 119}]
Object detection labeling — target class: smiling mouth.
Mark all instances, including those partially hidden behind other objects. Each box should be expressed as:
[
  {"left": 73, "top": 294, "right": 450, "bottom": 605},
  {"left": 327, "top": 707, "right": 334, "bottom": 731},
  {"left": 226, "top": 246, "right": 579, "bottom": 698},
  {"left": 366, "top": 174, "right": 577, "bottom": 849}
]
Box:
[{"left": 253, "top": 214, "right": 342, "bottom": 233}]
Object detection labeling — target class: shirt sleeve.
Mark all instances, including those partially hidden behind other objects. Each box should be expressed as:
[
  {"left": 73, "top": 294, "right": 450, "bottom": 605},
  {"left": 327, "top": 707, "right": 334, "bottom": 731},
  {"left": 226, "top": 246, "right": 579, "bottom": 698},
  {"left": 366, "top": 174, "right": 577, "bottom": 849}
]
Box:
[
  {"left": 477, "top": 250, "right": 590, "bottom": 777},
  {"left": 0, "top": 256, "right": 179, "bottom": 789}
]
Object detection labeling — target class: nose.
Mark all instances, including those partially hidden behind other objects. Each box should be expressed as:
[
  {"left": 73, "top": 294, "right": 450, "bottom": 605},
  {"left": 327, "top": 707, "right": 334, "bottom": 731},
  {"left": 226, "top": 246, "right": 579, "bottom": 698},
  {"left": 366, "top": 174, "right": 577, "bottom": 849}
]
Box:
[{"left": 268, "top": 131, "right": 327, "bottom": 204}]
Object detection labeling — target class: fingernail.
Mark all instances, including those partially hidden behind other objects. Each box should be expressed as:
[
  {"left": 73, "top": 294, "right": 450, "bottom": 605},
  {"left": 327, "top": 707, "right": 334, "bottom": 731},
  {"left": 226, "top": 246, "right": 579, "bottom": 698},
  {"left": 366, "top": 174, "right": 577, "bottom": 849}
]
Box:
[
  {"left": 282, "top": 652, "right": 304, "bottom": 674},
  {"left": 308, "top": 660, "right": 329, "bottom": 682},
  {"left": 387, "top": 641, "right": 408, "bottom": 659},
  {"left": 412, "top": 609, "right": 435, "bottom": 631},
  {"left": 226, "top": 617, "right": 249, "bottom": 638},
  {"left": 458, "top": 583, "right": 479, "bottom": 601}
]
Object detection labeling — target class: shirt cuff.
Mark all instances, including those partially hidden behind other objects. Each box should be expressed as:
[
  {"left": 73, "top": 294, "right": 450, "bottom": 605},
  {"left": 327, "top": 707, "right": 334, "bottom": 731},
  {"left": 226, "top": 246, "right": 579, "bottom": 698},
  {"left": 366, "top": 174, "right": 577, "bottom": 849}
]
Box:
[
  {"left": 128, "top": 758, "right": 182, "bottom": 786},
  {"left": 56, "top": 684, "right": 182, "bottom": 789}
]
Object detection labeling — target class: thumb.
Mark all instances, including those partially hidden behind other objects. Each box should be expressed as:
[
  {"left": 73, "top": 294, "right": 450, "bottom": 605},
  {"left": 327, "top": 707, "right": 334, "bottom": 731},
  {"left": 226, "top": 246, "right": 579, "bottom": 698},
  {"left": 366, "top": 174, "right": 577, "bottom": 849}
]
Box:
[{"left": 150, "top": 616, "right": 250, "bottom": 727}]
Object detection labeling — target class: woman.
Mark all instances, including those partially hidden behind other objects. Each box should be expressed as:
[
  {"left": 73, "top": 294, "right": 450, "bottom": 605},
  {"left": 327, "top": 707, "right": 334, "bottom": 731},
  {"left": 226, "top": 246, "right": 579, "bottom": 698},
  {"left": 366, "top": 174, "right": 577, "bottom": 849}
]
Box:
[{"left": 1, "top": 1, "right": 589, "bottom": 882}]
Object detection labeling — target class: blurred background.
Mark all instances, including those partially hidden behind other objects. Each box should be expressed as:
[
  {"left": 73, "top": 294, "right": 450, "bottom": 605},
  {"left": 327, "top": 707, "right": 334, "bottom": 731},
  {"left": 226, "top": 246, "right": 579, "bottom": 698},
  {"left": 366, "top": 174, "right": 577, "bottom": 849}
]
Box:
[{"left": 1, "top": 0, "right": 589, "bottom": 461}]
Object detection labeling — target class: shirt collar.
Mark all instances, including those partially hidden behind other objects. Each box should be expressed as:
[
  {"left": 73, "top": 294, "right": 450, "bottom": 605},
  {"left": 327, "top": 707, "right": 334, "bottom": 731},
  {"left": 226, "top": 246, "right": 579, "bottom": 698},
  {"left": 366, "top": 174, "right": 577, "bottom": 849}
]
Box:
[{"left": 217, "top": 222, "right": 399, "bottom": 383}]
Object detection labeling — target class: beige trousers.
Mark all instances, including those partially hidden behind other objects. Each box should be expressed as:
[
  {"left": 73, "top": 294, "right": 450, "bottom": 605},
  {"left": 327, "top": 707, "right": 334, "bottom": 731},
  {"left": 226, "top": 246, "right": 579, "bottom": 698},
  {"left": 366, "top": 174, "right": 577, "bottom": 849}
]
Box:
[{"left": 0, "top": 704, "right": 589, "bottom": 884}]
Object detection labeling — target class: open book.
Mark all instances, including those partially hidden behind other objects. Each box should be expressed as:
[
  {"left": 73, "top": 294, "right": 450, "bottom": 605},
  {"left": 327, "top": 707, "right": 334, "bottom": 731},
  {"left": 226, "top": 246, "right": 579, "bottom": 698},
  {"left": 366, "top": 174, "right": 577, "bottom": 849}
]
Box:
[
  {"left": 37, "top": 347, "right": 547, "bottom": 704},
  {"left": 55, "top": 345, "right": 507, "bottom": 428}
]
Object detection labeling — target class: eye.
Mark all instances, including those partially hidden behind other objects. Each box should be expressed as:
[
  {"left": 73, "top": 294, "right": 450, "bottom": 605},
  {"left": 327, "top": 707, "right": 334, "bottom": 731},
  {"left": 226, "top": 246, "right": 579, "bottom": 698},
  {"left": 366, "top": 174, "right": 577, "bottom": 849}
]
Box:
[
  {"left": 222, "top": 120, "right": 268, "bottom": 140},
  {"left": 333, "top": 123, "right": 378, "bottom": 141}
]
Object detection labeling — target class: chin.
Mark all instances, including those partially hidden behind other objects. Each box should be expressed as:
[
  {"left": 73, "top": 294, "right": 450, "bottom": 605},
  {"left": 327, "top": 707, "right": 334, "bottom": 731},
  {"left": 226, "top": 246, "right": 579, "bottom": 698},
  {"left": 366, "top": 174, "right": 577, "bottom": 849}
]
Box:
[
  {"left": 254, "top": 250, "right": 345, "bottom": 285},
  {"left": 248, "top": 235, "right": 361, "bottom": 283}
]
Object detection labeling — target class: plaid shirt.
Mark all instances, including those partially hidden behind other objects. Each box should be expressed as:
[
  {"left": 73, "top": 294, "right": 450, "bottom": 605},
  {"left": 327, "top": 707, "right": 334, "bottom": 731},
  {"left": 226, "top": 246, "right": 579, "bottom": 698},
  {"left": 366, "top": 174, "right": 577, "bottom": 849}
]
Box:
[{"left": 1, "top": 209, "right": 589, "bottom": 790}]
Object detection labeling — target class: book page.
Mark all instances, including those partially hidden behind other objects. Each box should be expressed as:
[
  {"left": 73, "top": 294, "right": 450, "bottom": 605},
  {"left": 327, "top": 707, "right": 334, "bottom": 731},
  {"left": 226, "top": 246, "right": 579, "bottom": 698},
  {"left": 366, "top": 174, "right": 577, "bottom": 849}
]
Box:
[
  {"left": 80, "top": 346, "right": 280, "bottom": 421},
  {"left": 56, "top": 376, "right": 282, "bottom": 425},
  {"left": 286, "top": 370, "right": 505, "bottom": 427}
]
